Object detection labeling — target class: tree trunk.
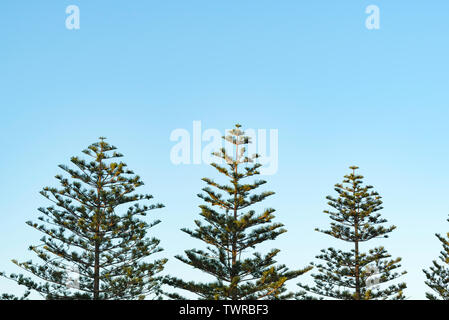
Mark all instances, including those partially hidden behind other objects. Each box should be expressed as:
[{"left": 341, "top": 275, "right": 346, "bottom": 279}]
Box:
[
  {"left": 354, "top": 232, "right": 360, "bottom": 300},
  {"left": 230, "top": 143, "right": 239, "bottom": 300},
  {"left": 353, "top": 169, "right": 361, "bottom": 300},
  {"left": 93, "top": 240, "right": 100, "bottom": 299}
]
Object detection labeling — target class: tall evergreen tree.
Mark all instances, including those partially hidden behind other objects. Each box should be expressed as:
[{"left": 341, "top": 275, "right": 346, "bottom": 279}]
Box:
[
  {"left": 423, "top": 215, "right": 449, "bottom": 300},
  {"left": 298, "top": 166, "right": 406, "bottom": 300},
  {"left": 165, "top": 124, "right": 311, "bottom": 300},
  {"left": 1, "top": 138, "right": 166, "bottom": 299}
]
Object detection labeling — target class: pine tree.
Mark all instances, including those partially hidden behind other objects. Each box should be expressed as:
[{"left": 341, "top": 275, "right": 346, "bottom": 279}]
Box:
[
  {"left": 1, "top": 138, "right": 166, "bottom": 299},
  {"left": 298, "top": 166, "right": 406, "bottom": 300},
  {"left": 423, "top": 215, "right": 449, "bottom": 300},
  {"left": 164, "top": 124, "right": 311, "bottom": 300}
]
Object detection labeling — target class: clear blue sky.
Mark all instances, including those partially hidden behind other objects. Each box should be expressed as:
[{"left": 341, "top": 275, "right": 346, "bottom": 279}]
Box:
[{"left": 1, "top": 1, "right": 449, "bottom": 299}]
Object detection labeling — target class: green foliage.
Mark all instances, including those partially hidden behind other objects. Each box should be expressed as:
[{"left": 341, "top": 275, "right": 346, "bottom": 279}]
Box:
[
  {"left": 1, "top": 138, "right": 166, "bottom": 299},
  {"left": 298, "top": 166, "right": 406, "bottom": 300},
  {"left": 423, "top": 216, "right": 449, "bottom": 300},
  {"left": 165, "top": 124, "right": 311, "bottom": 300}
]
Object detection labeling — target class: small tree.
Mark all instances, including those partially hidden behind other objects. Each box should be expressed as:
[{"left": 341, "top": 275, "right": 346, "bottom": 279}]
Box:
[
  {"left": 423, "top": 215, "right": 449, "bottom": 300},
  {"left": 298, "top": 166, "right": 406, "bottom": 300},
  {"left": 1, "top": 138, "right": 166, "bottom": 299},
  {"left": 165, "top": 124, "right": 311, "bottom": 300}
]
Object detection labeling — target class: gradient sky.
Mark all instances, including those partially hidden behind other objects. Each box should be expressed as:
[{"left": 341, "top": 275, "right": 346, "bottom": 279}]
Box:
[{"left": 1, "top": 1, "right": 449, "bottom": 299}]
